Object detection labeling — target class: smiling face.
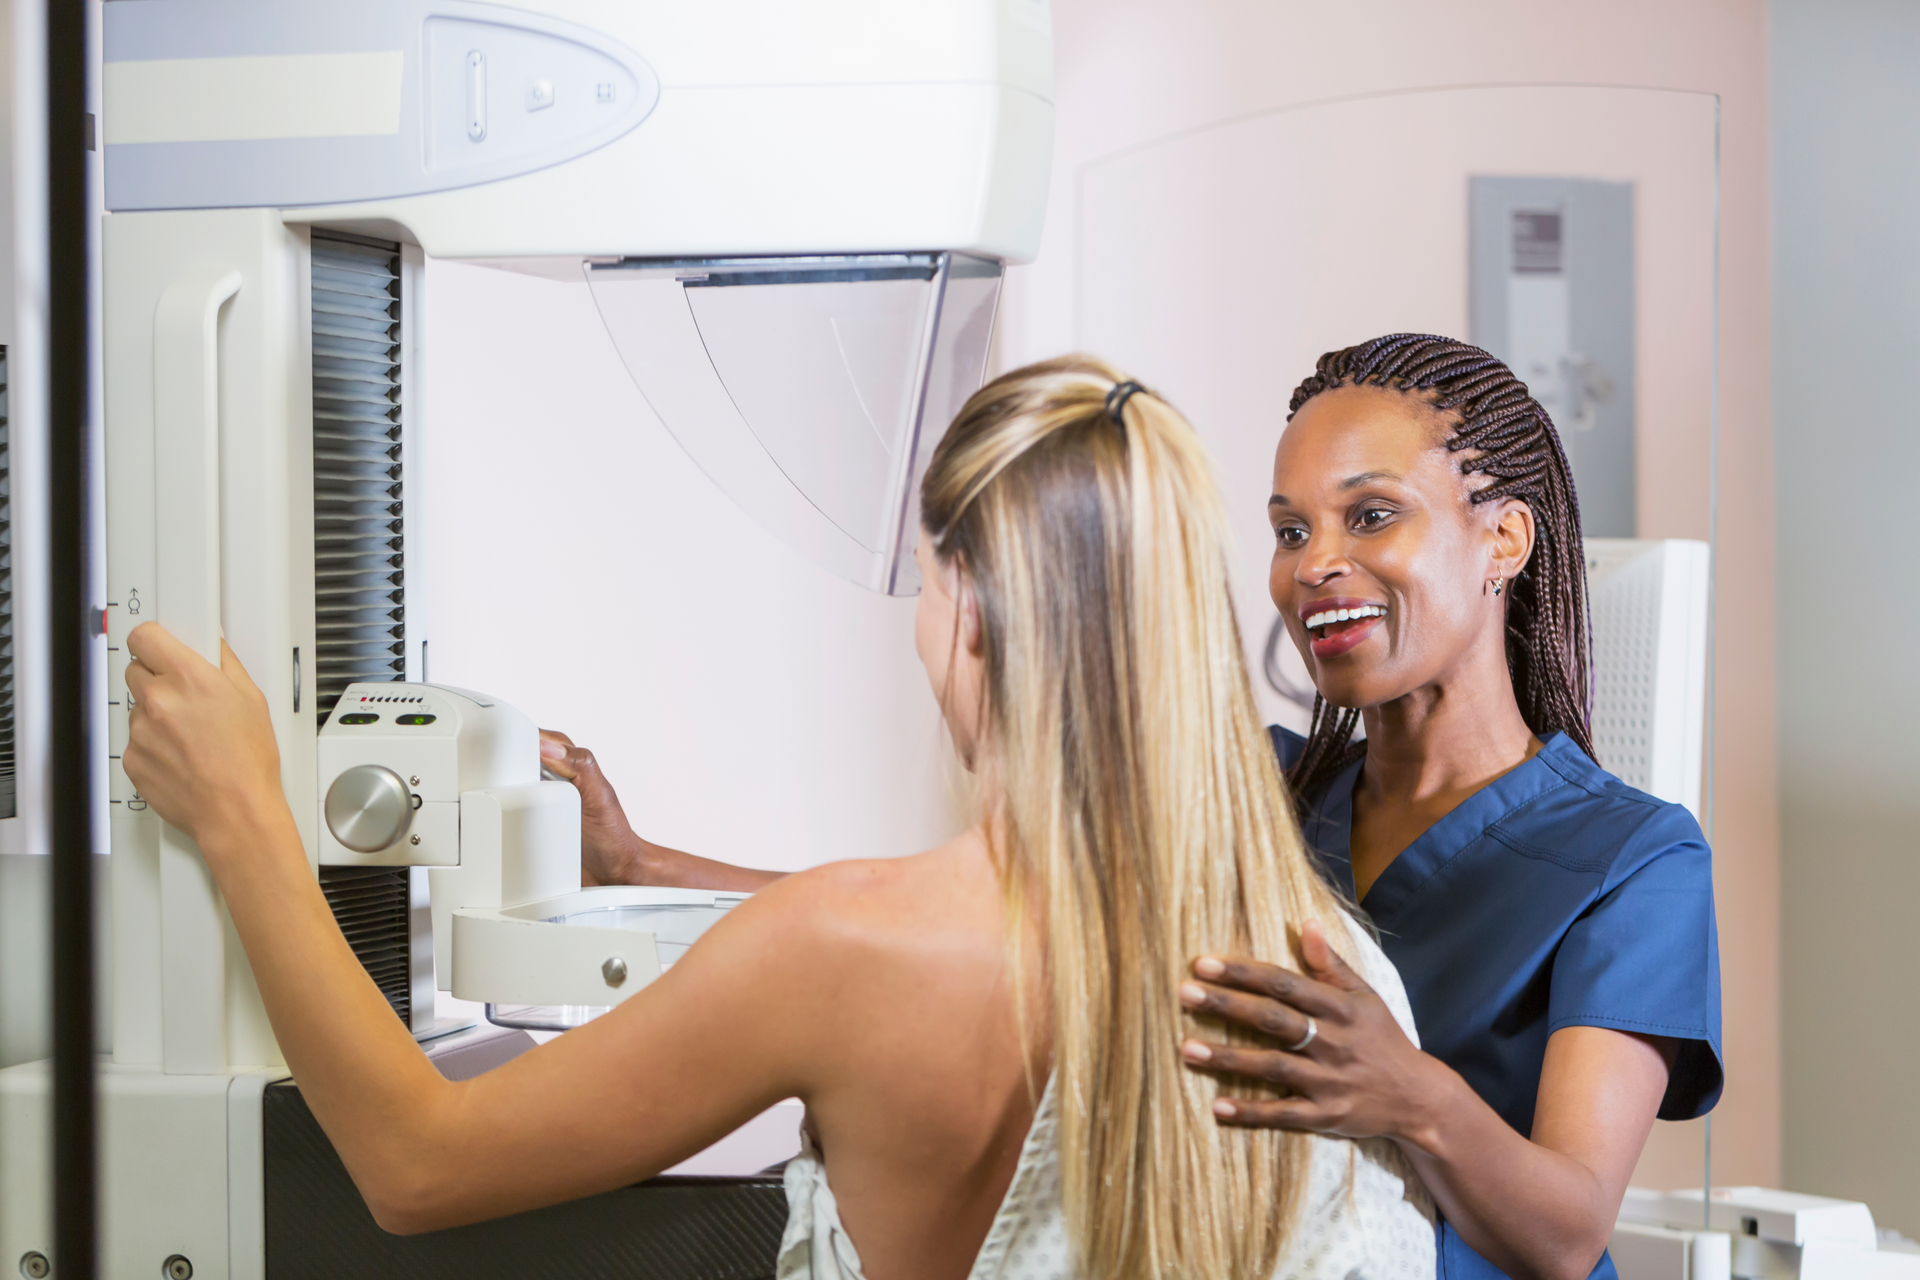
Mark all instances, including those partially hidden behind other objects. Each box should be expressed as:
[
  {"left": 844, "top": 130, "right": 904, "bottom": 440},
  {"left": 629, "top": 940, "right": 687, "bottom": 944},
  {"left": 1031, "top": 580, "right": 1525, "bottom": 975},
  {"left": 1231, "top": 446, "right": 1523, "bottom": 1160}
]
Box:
[{"left": 1268, "top": 384, "right": 1534, "bottom": 711}]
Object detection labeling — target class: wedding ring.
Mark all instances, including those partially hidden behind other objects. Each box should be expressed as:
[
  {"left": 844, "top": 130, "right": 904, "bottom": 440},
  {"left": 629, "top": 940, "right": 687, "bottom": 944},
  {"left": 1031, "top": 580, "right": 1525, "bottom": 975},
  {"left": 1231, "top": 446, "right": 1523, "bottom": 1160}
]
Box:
[{"left": 1286, "top": 1016, "right": 1317, "bottom": 1053}]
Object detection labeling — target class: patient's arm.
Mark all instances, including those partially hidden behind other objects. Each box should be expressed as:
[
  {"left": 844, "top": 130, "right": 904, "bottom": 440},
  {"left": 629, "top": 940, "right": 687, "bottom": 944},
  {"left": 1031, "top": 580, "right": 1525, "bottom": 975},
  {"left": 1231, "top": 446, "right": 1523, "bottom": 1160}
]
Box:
[
  {"left": 122, "top": 624, "right": 822, "bottom": 1231},
  {"left": 539, "top": 730, "right": 785, "bottom": 891}
]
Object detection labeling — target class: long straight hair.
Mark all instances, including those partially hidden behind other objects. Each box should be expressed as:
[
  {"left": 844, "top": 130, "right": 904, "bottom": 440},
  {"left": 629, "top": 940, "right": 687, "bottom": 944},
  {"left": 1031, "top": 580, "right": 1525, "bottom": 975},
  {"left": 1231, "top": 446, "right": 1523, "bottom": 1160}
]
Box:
[{"left": 920, "top": 355, "right": 1351, "bottom": 1280}]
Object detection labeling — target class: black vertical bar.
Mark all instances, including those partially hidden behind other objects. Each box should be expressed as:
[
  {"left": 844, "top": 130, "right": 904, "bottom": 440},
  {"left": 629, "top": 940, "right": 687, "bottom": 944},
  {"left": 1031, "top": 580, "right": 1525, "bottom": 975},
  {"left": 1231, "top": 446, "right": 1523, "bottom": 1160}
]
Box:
[{"left": 48, "top": 0, "right": 95, "bottom": 1274}]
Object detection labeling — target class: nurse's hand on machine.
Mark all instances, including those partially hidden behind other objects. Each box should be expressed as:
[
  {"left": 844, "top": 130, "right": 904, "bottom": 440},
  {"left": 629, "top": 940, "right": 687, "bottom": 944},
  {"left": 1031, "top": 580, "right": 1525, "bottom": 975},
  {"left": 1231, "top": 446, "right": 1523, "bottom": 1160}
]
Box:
[
  {"left": 538, "top": 730, "right": 785, "bottom": 893},
  {"left": 537, "top": 730, "right": 649, "bottom": 886},
  {"left": 1178, "top": 918, "right": 1435, "bottom": 1139},
  {"left": 120, "top": 623, "right": 284, "bottom": 849}
]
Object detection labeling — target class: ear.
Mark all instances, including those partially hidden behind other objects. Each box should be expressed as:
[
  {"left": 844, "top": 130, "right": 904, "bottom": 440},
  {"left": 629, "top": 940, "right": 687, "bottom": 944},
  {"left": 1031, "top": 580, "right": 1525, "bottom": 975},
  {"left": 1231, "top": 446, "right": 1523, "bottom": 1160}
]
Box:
[
  {"left": 1488, "top": 498, "right": 1536, "bottom": 581},
  {"left": 956, "top": 565, "right": 984, "bottom": 657}
]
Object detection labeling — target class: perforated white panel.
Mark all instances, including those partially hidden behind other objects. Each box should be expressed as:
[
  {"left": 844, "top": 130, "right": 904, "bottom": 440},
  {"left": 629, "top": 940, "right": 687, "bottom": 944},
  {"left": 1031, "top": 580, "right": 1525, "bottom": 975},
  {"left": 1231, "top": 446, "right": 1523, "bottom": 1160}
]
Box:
[
  {"left": 1590, "top": 546, "right": 1661, "bottom": 789},
  {"left": 1584, "top": 538, "right": 1710, "bottom": 815},
  {"left": 312, "top": 232, "right": 407, "bottom": 724}
]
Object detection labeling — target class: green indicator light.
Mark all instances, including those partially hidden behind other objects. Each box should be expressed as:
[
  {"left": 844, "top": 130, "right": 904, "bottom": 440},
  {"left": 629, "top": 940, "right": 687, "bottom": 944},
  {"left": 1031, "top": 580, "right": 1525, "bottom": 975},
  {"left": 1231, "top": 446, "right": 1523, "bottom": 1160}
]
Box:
[
  {"left": 396, "top": 713, "right": 437, "bottom": 727},
  {"left": 337, "top": 712, "right": 378, "bottom": 726}
]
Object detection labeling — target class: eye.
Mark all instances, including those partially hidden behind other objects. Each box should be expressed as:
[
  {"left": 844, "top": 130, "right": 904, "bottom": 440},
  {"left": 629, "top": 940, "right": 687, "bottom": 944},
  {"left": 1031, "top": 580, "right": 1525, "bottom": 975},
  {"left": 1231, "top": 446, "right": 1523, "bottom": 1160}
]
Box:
[
  {"left": 1353, "top": 504, "right": 1396, "bottom": 531},
  {"left": 1273, "top": 521, "right": 1308, "bottom": 549}
]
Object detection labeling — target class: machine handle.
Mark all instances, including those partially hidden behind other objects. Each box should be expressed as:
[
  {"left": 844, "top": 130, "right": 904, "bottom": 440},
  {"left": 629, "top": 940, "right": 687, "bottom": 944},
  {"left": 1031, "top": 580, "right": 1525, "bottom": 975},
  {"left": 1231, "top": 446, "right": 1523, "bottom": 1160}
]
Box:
[
  {"left": 151, "top": 267, "right": 240, "bottom": 1075},
  {"left": 153, "top": 268, "right": 241, "bottom": 663}
]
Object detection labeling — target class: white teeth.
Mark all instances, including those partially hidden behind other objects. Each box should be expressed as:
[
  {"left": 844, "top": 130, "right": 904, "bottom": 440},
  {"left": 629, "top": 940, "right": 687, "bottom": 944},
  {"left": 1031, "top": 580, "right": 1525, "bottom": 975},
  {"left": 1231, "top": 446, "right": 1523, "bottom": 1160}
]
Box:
[{"left": 1305, "top": 605, "right": 1385, "bottom": 632}]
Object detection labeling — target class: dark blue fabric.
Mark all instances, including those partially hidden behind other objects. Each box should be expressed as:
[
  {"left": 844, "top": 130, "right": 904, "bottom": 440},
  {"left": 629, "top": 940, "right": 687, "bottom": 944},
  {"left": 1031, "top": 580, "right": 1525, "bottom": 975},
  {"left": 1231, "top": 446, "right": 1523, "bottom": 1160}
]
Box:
[{"left": 1272, "top": 728, "right": 1723, "bottom": 1280}]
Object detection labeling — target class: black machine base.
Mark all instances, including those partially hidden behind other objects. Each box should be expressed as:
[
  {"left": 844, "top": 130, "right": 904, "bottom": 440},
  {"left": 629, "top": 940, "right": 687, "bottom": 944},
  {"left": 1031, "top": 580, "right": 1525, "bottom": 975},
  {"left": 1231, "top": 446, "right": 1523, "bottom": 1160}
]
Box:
[{"left": 263, "top": 1081, "right": 788, "bottom": 1279}]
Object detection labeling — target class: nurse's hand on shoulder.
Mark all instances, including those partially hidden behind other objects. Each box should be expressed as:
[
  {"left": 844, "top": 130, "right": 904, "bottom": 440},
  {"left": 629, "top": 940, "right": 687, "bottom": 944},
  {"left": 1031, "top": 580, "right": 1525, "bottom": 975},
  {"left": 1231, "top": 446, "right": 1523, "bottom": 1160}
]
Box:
[
  {"left": 1178, "top": 919, "right": 1442, "bottom": 1141},
  {"left": 121, "top": 623, "right": 285, "bottom": 852}
]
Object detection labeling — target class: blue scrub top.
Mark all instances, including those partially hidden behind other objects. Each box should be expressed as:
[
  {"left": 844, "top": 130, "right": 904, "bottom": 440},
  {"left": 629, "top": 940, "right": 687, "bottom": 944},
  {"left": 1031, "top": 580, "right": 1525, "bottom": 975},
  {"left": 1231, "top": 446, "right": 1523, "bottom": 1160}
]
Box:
[{"left": 1274, "top": 728, "right": 1723, "bottom": 1280}]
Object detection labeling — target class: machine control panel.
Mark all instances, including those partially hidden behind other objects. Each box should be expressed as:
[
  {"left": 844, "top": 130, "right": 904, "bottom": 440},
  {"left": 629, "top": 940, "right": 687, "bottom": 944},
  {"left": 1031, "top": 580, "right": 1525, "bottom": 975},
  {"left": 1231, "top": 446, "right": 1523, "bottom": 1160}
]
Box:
[
  {"left": 317, "top": 682, "right": 539, "bottom": 867},
  {"left": 324, "top": 765, "right": 415, "bottom": 854}
]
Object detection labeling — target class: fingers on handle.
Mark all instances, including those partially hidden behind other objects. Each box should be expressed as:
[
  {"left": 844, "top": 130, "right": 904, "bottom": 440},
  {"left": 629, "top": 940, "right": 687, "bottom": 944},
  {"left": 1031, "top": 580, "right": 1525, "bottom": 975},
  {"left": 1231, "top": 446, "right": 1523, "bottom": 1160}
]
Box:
[
  {"left": 219, "top": 639, "right": 265, "bottom": 702},
  {"left": 538, "top": 730, "right": 578, "bottom": 777},
  {"left": 125, "top": 658, "right": 153, "bottom": 707},
  {"left": 125, "top": 621, "right": 180, "bottom": 674},
  {"left": 567, "top": 745, "right": 604, "bottom": 781}
]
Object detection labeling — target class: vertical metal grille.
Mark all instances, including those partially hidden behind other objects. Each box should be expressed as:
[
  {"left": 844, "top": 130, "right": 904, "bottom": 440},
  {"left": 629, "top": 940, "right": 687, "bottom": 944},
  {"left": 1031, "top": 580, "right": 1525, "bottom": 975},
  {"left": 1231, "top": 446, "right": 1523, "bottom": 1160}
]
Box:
[
  {"left": 0, "top": 346, "right": 14, "bottom": 819},
  {"left": 312, "top": 233, "right": 405, "bottom": 726},
  {"left": 317, "top": 866, "right": 411, "bottom": 1024}
]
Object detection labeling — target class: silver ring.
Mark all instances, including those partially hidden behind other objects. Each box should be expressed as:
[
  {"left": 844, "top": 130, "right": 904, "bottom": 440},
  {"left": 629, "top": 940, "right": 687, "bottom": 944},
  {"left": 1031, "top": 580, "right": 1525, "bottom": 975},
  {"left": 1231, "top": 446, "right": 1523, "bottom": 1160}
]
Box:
[{"left": 1286, "top": 1016, "right": 1317, "bottom": 1053}]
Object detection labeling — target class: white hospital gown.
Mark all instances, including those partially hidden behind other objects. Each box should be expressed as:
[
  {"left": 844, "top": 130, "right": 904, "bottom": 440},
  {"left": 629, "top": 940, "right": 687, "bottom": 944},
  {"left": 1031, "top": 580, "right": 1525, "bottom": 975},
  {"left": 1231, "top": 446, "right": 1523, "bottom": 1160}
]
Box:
[{"left": 776, "top": 916, "right": 1437, "bottom": 1280}]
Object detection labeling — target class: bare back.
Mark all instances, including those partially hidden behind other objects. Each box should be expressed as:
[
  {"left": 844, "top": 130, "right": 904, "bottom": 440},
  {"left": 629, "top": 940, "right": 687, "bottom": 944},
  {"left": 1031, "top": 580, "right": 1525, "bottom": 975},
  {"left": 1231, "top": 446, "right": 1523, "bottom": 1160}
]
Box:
[
  {"left": 771, "top": 836, "right": 1045, "bottom": 1279},
  {"left": 501, "top": 829, "right": 1043, "bottom": 1280}
]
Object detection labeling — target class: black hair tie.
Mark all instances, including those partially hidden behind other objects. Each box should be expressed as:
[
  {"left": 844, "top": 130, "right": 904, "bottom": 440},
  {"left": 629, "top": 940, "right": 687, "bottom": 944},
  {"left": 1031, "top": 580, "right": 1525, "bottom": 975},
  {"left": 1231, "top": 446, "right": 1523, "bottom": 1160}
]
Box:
[{"left": 1105, "top": 380, "right": 1147, "bottom": 426}]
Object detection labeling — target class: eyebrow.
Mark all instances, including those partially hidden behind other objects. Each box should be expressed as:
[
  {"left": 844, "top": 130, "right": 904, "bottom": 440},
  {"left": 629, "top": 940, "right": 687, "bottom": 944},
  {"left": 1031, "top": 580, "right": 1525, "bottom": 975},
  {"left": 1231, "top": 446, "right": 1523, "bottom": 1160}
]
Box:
[
  {"left": 1269, "top": 470, "right": 1404, "bottom": 507},
  {"left": 1338, "top": 470, "right": 1401, "bottom": 489}
]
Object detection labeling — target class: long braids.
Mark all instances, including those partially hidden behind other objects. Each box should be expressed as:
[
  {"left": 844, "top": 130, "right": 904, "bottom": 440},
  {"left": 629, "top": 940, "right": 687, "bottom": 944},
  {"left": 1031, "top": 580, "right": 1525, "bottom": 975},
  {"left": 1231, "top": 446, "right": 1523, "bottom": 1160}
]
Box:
[{"left": 1284, "top": 333, "right": 1595, "bottom": 804}]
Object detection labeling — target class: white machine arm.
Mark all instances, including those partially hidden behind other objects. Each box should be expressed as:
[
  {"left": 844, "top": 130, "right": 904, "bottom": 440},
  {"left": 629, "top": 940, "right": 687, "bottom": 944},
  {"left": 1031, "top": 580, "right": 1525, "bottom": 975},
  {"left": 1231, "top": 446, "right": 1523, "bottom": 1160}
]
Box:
[
  {"left": 152, "top": 268, "right": 242, "bottom": 1075},
  {"left": 22, "top": 1, "right": 1053, "bottom": 1271},
  {"left": 319, "top": 683, "right": 743, "bottom": 1027},
  {"left": 1614, "top": 1186, "right": 1920, "bottom": 1279}
]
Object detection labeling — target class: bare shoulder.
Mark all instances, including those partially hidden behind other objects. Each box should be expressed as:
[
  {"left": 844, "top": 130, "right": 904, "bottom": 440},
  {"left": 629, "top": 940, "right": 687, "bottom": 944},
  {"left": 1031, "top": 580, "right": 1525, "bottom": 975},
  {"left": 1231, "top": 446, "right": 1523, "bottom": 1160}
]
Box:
[
  {"left": 662, "top": 831, "right": 1005, "bottom": 1032},
  {"left": 708, "top": 829, "right": 995, "bottom": 945},
  {"left": 788, "top": 835, "right": 998, "bottom": 944}
]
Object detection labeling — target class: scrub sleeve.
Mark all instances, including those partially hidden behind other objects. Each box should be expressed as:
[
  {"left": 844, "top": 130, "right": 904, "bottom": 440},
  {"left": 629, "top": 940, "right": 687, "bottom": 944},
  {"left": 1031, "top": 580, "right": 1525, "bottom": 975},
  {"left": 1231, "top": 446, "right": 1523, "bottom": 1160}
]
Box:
[{"left": 1273, "top": 729, "right": 1724, "bottom": 1279}]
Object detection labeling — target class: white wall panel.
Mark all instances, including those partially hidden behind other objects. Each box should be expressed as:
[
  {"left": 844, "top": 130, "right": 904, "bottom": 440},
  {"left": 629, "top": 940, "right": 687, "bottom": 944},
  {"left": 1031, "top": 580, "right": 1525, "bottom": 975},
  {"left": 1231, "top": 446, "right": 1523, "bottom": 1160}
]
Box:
[{"left": 419, "top": 259, "right": 965, "bottom": 874}]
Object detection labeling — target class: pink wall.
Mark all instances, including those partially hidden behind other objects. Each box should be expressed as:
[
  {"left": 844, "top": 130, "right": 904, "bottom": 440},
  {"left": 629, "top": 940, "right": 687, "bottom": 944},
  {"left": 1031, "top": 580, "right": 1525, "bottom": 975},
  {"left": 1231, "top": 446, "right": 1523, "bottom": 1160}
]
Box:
[{"left": 999, "top": 0, "right": 1777, "bottom": 1188}]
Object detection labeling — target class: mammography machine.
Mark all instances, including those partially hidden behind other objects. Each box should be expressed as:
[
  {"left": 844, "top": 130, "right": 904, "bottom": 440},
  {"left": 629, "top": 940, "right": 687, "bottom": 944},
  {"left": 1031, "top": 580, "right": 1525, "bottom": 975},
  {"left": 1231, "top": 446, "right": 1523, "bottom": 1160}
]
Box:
[
  {"left": 0, "top": 0, "right": 1051, "bottom": 1274},
  {"left": 1611, "top": 1186, "right": 1920, "bottom": 1280}
]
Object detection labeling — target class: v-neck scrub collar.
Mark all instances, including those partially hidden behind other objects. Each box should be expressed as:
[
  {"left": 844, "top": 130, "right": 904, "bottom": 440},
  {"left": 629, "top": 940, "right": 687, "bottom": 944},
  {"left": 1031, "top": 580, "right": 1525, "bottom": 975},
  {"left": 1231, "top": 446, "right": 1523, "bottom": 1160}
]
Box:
[{"left": 1276, "top": 729, "right": 1724, "bottom": 1280}]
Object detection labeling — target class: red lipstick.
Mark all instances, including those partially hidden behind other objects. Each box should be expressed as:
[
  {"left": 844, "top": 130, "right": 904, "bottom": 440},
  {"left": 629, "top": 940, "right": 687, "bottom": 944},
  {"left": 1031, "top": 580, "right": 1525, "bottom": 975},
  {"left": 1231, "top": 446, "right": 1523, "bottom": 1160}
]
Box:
[{"left": 1299, "top": 597, "right": 1387, "bottom": 660}]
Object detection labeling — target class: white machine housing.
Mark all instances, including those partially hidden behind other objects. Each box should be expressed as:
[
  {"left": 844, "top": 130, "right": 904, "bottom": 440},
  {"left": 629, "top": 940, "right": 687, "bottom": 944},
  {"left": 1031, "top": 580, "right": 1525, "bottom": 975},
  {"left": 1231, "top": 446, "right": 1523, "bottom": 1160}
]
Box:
[
  {"left": 97, "top": 0, "right": 1050, "bottom": 1075},
  {"left": 3, "top": 0, "right": 1055, "bottom": 1275},
  {"left": 103, "top": 0, "right": 1055, "bottom": 261},
  {"left": 1613, "top": 1186, "right": 1920, "bottom": 1280},
  {"left": 104, "top": 0, "right": 1048, "bottom": 597},
  {"left": 1586, "top": 537, "right": 1711, "bottom": 817},
  {"left": 319, "top": 682, "right": 740, "bottom": 1015},
  {"left": 318, "top": 683, "right": 543, "bottom": 870}
]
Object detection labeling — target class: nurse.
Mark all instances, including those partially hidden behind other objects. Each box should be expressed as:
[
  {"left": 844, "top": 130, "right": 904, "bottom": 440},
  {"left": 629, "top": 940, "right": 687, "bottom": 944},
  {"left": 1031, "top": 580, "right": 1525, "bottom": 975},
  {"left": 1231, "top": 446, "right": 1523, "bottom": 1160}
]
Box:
[
  {"left": 1175, "top": 334, "right": 1721, "bottom": 1280},
  {"left": 545, "top": 333, "right": 1721, "bottom": 1280}
]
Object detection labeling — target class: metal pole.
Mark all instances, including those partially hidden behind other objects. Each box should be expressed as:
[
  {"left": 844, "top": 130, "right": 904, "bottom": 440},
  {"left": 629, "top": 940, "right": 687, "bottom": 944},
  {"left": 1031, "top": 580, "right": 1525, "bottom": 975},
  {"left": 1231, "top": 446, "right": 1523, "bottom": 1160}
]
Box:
[
  {"left": 1701, "top": 91, "right": 1723, "bottom": 1234},
  {"left": 47, "top": 0, "right": 96, "bottom": 1273}
]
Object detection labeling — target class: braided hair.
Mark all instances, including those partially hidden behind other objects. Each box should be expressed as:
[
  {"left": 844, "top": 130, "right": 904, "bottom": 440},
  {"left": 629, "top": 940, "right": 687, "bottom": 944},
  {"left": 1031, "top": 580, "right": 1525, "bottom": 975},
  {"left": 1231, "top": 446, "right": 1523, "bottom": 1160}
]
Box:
[{"left": 1284, "top": 334, "right": 1595, "bottom": 804}]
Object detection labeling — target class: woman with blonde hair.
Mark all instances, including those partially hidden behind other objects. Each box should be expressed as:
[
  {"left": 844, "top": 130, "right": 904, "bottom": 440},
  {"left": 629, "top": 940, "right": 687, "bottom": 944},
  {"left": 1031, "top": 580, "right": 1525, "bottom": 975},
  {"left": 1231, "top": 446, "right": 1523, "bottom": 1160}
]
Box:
[{"left": 123, "top": 355, "right": 1433, "bottom": 1279}]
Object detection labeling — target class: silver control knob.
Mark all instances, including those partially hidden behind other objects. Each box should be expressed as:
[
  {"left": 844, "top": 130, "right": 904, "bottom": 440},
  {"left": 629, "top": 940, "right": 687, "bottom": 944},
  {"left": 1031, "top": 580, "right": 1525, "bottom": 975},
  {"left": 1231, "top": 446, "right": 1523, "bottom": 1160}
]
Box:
[{"left": 325, "top": 765, "right": 413, "bottom": 853}]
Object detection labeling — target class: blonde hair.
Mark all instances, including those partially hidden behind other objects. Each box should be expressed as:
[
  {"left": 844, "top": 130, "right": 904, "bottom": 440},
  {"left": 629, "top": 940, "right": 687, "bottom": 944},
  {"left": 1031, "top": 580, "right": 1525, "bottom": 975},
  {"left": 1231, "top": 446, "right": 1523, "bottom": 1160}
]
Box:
[{"left": 920, "top": 355, "right": 1351, "bottom": 1280}]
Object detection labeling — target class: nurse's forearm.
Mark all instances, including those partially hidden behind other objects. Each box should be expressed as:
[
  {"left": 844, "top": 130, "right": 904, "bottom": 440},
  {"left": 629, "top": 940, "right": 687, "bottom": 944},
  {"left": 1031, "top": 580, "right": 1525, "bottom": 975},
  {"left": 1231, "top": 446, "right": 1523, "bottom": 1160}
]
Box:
[
  {"left": 1395, "top": 1059, "right": 1616, "bottom": 1280},
  {"left": 616, "top": 834, "right": 786, "bottom": 892},
  {"left": 540, "top": 732, "right": 783, "bottom": 891}
]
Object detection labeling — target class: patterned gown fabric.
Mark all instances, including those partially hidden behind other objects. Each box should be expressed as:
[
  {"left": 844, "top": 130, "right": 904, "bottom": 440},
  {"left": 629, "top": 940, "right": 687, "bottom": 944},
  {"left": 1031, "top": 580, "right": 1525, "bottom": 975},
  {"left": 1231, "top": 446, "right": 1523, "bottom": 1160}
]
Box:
[{"left": 776, "top": 917, "right": 1437, "bottom": 1279}]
